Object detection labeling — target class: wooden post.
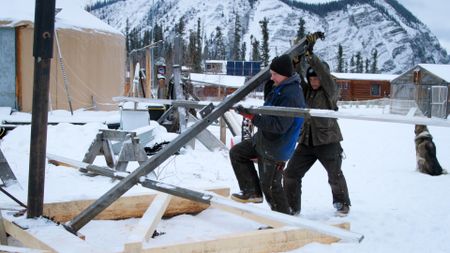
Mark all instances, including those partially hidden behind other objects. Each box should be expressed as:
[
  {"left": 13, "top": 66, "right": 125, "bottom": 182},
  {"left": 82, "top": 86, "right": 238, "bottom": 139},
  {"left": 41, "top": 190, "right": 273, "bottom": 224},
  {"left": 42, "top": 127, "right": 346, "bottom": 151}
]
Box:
[
  {"left": 146, "top": 48, "right": 152, "bottom": 98},
  {"left": 27, "top": 0, "right": 56, "bottom": 218},
  {"left": 0, "top": 211, "right": 7, "bottom": 245},
  {"left": 220, "top": 117, "right": 226, "bottom": 144},
  {"left": 173, "top": 36, "right": 186, "bottom": 132},
  {"left": 129, "top": 56, "right": 135, "bottom": 96}
]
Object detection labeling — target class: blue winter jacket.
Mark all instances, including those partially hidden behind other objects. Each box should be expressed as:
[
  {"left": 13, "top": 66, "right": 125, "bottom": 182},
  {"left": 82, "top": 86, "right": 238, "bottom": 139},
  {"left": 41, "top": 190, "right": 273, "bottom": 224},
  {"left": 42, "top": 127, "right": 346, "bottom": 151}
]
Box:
[{"left": 252, "top": 73, "right": 305, "bottom": 161}]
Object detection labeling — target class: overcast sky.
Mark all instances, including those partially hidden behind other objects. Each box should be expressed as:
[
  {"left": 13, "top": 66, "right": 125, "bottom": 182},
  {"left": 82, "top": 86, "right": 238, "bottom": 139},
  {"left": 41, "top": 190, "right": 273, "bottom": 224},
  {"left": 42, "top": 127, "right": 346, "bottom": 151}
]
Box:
[{"left": 298, "top": 0, "right": 450, "bottom": 53}]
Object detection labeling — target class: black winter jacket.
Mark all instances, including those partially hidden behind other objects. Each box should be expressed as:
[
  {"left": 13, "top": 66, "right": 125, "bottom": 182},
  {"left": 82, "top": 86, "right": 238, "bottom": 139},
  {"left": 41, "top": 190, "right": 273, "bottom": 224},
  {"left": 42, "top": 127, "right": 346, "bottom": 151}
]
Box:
[{"left": 299, "top": 54, "right": 343, "bottom": 146}]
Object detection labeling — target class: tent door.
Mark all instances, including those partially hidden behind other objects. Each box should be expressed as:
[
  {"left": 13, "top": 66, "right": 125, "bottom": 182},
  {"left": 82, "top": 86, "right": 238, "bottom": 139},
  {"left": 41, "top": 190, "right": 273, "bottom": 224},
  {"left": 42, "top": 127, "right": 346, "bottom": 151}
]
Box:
[{"left": 0, "top": 28, "right": 17, "bottom": 110}]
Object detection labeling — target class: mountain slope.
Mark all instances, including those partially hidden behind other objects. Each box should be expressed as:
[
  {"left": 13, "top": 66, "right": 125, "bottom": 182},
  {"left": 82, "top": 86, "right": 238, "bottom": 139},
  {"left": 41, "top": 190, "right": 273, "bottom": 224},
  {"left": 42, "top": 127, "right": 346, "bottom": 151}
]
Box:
[{"left": 88, "top": 0, "right": 449, "bottom": 74}]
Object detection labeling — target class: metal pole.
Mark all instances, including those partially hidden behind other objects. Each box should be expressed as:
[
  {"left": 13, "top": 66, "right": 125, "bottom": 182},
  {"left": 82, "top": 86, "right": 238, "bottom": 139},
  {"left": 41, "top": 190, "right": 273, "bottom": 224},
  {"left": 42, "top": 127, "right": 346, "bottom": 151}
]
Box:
[
  {"left": 173, "top": 36, "right": 187, "bottom": 132},
  {"left": 27, "top": 0, "right": 56, "bottom": 218},
  {"left": 65, "top": 36, "right": 309, "bottom": 233}
]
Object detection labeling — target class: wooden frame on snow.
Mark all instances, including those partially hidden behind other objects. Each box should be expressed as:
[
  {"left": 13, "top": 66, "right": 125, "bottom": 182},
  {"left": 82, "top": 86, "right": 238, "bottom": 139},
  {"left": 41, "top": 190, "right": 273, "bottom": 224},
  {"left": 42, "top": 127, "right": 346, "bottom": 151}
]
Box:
[{"left": 2, "top": 187, "right": 350, "bottom": 253}]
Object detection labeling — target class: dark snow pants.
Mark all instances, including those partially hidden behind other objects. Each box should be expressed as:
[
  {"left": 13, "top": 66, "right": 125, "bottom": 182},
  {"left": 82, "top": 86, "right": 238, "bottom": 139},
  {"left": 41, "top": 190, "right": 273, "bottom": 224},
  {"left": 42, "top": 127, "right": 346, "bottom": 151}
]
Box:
[
  {"left": 229, "top": 139, "right": 291, "bottom": 214},
  {"left": 283, "top": 142, "right": 351, "bottom": 213}
]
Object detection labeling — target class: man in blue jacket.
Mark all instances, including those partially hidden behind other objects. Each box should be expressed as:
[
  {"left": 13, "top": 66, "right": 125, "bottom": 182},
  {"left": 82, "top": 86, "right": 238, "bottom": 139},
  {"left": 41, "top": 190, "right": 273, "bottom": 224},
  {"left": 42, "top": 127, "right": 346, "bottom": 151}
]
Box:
[{"left": 229, "top": 54, "right": 306, "bottom": 214}]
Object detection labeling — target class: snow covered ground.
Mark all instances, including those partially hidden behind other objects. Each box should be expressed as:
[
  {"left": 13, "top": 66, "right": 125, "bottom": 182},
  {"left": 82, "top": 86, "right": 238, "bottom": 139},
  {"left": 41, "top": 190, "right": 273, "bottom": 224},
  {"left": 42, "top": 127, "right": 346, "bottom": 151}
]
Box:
[{"left": 1, "top": 105, "right": 450, "bottom": 253}]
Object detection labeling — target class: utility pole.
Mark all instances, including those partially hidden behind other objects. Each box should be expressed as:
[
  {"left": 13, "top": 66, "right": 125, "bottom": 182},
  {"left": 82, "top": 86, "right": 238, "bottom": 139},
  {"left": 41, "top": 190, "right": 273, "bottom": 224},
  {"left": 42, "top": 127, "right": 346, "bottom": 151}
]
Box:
[{"left": 27, "top": 0, "right": 56, "bottom": 218}]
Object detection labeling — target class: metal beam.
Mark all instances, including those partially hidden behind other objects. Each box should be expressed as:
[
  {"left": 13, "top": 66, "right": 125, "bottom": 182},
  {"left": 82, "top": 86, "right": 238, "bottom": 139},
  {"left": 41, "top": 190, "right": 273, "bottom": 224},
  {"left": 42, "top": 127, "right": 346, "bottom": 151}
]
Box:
[
  {"left": 245, "top": 106, "right": 450, "bottom": 127},
  {"left": 65, "top": 36, "right": 309, "bottom": 232},
  {"left": 27, "top": 0, "right": 56, "bottom": 218},
  {"left": 114, "top": 97, "right": 450, "bottom": 127}
]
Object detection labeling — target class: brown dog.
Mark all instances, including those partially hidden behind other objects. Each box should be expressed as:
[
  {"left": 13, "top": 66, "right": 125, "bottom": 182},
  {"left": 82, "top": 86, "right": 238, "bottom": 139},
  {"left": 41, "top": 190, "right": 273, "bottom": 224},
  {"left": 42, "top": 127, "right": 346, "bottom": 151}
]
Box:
[{"left": 414, "top": 125, "right": 445, "bottom": 176}]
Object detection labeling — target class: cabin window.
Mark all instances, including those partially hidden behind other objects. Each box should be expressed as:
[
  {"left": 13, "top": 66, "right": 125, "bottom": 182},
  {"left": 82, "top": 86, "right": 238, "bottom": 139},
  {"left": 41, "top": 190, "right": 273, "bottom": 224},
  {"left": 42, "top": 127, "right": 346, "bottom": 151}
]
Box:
[{"left": 371, "top": 84, "right": 381, "bottom": 96}]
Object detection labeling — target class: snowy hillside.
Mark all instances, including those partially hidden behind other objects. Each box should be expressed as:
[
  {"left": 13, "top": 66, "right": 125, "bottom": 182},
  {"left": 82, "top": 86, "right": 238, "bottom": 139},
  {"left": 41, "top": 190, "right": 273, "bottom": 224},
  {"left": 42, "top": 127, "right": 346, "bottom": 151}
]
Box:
[{"left": 86, "top": 0, "right": 449, "bottom": 74}]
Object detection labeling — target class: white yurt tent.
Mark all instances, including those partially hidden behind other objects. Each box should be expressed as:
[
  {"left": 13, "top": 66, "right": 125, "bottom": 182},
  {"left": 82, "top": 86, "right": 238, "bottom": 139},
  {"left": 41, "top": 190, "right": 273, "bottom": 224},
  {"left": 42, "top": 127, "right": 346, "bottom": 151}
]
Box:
[{"left": 0, "top": 0, "right": 126, "bottom": 111}]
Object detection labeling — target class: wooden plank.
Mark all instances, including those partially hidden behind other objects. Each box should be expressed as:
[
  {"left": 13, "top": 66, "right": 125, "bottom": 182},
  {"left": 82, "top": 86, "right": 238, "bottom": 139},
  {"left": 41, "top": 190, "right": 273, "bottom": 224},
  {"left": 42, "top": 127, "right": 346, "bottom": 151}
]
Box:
[
  {"left": 143, "top": 224, "right": 349, "bottom": 253},
  {"left": 111, "top": 129, "right": 155, "bottom": 155},
  {"left": 101, "top": 139, "right": 116, "bottom": 168},
  {"left": 42, "top": 188, "right": 229, "bottom": 222},
  {"left": 101, "top": 129, "right": 135, "bottom": 141},
  {"left": 0, "top": 211, "right": 7, "bottom": 244},
  {"left": 0, "top": 149, "right": 19, "bottom": 187},
  {"left": 82, "top": 133, "right": 102, "bottom": 164},
  {"left": 146, "top": 49, "right": 151, "bottom": 98},
  {"left": 124, "top": 193, "right": 172, "bottom": 253},
  {"left": 0, "top": 245, "right": 50, "bottom": 253},
  {"left": 211, "top": 200, "right": 285, "bottom": 228},
  {"left": 1, "top": 213, "right": 101, "bottom": 253},
  {"left": 210, "top": 195, "right": 363, "bottom": 243}
]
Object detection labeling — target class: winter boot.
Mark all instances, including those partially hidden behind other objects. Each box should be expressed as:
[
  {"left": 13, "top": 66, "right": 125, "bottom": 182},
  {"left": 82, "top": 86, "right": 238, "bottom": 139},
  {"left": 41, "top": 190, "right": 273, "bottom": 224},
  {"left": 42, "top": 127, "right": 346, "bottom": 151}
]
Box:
[
  {"left": 231, "top": 191, "right": 263, "bottom": 203},
  {"left": 334, "top": 202, "right": 350, "bottom": 217}
]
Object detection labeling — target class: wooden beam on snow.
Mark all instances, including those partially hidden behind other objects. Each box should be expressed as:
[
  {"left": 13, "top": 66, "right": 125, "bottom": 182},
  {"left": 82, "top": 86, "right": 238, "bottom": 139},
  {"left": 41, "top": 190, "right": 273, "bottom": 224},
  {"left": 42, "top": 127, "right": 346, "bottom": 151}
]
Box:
[
  {"left": 0, "top": 245, "right": 50, "bottom": 253},
  {"left": 42, "top": 188, "right": 229, "bottom": 223},
  {"left": 143, "top": 223, "right": 349, "bottom": 253},
  {"left": 1, "top": 212, "right": 101, "bottom": 253},
  {"left": 124, "top": 193, "right": 172, "bottom": 253},
  {"left": 0, "top": 211, "right": 7, "bottom": 244}
]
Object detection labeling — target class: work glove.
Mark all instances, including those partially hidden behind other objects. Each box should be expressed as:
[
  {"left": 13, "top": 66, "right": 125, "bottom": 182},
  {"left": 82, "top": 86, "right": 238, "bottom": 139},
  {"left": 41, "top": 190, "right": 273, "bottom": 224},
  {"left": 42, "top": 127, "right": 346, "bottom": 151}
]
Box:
[
  {"left": 305, "top": 31, "right": 325, "bottom": 57},
  {"left": 235, "top": 105, "right": 254, "bottom": 120}
]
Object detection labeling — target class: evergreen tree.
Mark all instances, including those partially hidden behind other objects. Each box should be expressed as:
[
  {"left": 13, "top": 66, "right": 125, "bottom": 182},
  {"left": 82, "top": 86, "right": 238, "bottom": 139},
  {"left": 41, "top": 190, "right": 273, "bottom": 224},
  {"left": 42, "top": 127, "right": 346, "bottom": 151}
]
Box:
[
  {"left": 125, "top": 18, "right": 130, "bottom": 53},
  {"left": 259, "top": 17, "right": 270, "bottom": 66},
  {"left": 241, "top": 42, "right": 247, "bottom": 61},
  {"left": 154, "top": 23, "right": 164, "bottom": 42},
  {"left": 203, "top": 35, "right": 211, "bottom": 60},
  {"left": 232, "top": 13, "right": 242, "bottom": 60},
  {"left": 186, "top": 29, "right": 194, "bottom": 67},
  {"left": 295, "top": 17, "right": 306, "bottom": 43},
  {"left": 371, "top": 49, "right": 378, "bottom": 73},
  {"left": 350, "top": 55, "right": 355, "bottom": 73},
  {"left": 337, "top": 44, "right": 344, "bottom": 72},
  {"left": 128, "top": 27, "right": 140, "bottom": 51},
  {"left": 365, "top": 58, "right": 370, "bottom": 73},
  {"left": 214, "top": 26, "right": 226, "bottom": 60},
  {"left": 143, "top": 30, "right": 151, "bottom": 45},
  {"left": 355, "top": 51, "right": 363, "bottom": 73},
  {"left": 175, "top": 17, "right": 185, "bottom": 36},
  {"left": 250, "top": 35, "right": 261, "bottom": 61},
  {"left": 193, "top": 18, "right": 202, "bottom": 72},
  {"left": 204, "top": 33, "right": 215, "bottom": 60}
]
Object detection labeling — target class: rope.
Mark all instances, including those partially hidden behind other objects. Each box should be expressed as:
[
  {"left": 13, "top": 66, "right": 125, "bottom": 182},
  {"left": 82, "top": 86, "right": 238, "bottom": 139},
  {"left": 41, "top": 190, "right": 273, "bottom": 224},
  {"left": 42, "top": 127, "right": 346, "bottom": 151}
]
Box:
[{"left": 55, "top": 30, "right": 74, "bottom": 115}]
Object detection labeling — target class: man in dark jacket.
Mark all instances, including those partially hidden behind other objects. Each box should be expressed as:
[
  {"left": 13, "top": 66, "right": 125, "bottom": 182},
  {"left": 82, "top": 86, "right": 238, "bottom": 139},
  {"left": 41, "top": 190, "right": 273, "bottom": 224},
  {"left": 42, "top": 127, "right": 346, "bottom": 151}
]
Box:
[
  {"left": 283, "top": 35, "right": 351, "bottom": 216},
  {"left": 229, "top": 54, "right": 306, "bottom": 214}
]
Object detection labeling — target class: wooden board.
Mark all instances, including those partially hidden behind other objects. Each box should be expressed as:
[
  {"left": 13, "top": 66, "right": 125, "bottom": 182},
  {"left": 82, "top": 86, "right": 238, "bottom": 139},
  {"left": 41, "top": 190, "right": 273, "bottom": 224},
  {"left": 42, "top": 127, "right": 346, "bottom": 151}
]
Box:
[
  {"left": 0, "top": 245, "right": 50, "bottom": 253},
  {"left": 124, "top": 193, "right": 172, "bottom": 253},
  {"left": 1, "top": 213, "right": 101, "bottom": 253},
  {"left": 42, "top": 187, "right": 229, "bottom": 222},
  {"left": 143, "top": 223, "right": 349, "bottom": 253},
  {"left": 210, "top": 194, "right": 363, "bottom": 243}
]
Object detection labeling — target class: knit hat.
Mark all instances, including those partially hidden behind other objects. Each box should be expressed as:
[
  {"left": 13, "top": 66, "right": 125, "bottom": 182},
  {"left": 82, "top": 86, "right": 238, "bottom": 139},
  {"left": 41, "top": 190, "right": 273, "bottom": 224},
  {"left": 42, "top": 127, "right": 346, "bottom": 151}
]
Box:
[
  {"left": 270, "top": 54, "right": 293, "bottom": 77},
  {"left": 306, "top": 61, "right": 330, "bottom": 82}
]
